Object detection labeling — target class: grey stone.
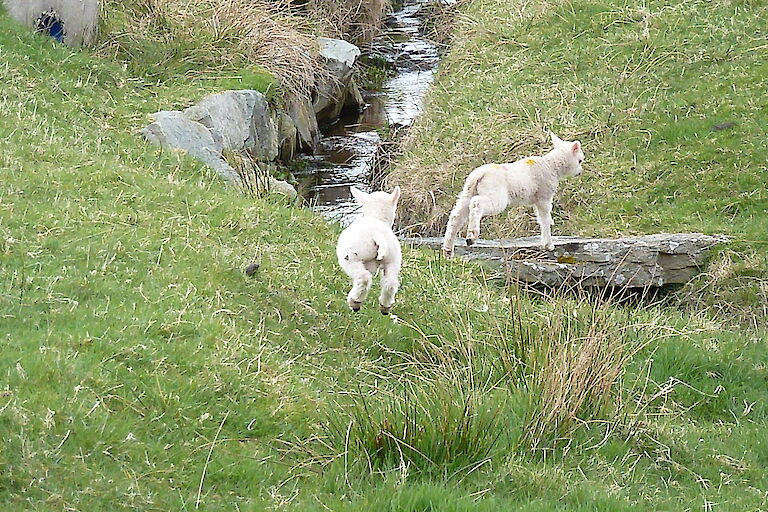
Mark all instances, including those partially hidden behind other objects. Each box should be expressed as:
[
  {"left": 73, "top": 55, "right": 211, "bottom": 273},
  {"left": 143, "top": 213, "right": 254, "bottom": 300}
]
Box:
[
  {"left": 277, "top": 113, "right": 298, "bottom": 161},
  {"left": 268, "top": 177, "right": 298, "bottom": 199},
  {"left": 314, "top": 37, "right": 362, "bottom": 123},
  {"left": 402, "top": 233, "right": 729, "bottom": 288},
  {"left": 286, "top": 94, "right": 319, "bottom": 152},
  {"left": 183, "top": 90, "right": 278, "bottom": 161},
  {"left": 143, "top": 93, "right": 299, "bottom": 198},
  {"left": 345, "top": 77, "right": 365, "bottom": 110},
  {"left": 143, "top": 111, "right": 241, "bottom": 185},
  {"left": 3, "top": 0, "right": 99, "bottom": 46},
  {"left": 318, "top": 37, "right": 361, "bottom": 68}
]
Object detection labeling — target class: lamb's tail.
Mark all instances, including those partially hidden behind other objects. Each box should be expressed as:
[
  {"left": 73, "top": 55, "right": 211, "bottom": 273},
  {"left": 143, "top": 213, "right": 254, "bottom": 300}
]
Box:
[
  {"left": 461, "top": 170, "right": 483, "bottom": 197},
  {"left": 373, "top": 234, "right": 388, "bottom": 261}
]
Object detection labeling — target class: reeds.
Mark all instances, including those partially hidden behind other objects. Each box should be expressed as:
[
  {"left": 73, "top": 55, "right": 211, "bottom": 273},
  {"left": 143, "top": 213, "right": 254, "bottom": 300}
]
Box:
[
  {"left": 294, "top": 284, "right": 657, "bottom": 479},
  {"left": 514, "top": 296, "right": 648, "bottom": 457}
]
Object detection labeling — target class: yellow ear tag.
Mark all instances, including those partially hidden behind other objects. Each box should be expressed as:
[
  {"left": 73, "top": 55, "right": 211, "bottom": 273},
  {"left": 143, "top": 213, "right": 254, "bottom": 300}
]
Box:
[{"left": 525, "top": 158, "right": 536, "bottom": 166}]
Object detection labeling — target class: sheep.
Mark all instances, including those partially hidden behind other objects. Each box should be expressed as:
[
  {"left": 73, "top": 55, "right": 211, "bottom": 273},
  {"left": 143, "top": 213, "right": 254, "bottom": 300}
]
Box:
[
  {"left": 442, "top": 132, "right": 584, "bottom": 257},
  {"left": 336, "top": 186, "right": 402, "bottom": 314}
]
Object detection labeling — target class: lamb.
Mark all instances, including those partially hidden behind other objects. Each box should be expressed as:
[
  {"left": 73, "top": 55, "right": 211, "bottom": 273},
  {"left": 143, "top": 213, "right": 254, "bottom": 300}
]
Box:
[
  {"left": 442, "top": 132, "right": 584, "bottom": 257},
  {"left": 336, "top": 186, "right": 402, "bottom": 314}
]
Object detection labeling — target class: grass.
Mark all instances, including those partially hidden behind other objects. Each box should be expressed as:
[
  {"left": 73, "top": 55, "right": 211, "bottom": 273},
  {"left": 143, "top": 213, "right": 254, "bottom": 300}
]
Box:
[
  {"left": 388, "top": 0, "right": 768, "bottom": 325},
  {"left": 97, "top": 0, "right": 320, "bottom": 100},
  {"left": 2, "top": 1, "right": 768, "bottom": 510}
]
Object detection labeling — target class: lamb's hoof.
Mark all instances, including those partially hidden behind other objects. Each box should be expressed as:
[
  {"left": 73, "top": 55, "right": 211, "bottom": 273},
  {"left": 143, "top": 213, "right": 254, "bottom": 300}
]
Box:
[
  {"left": 380, "top": 305, "right": 393, "bottom": 315},
  {"left": 350, "top": 301, "right": 362, "bottom": 312},
  {"left": 465, "top": 238, "right": 475, "bottom": 246},
  {"left": 442, "top": 248, "right": 454, "bottom": 259},
  {"left": 544, "top": 243, "right": 555, "bottom": 251}
]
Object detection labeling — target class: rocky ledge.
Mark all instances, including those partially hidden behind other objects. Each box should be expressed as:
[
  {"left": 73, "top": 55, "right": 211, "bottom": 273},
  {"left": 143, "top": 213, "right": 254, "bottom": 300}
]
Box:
[
  {"left": 403, "top": 233, "right": 729, "bottom": 288},
  {"left": 142, "top": 37, "right": 365, "bottom": 196}
]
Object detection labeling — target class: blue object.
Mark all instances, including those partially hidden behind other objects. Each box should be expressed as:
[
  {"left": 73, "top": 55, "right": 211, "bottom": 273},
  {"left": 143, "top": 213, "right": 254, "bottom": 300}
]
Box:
[
  {"left": 36, "top": 11, "right": 66, "bottom": 43},
  {"left": 47, "top": 19, "right": 65, "bottom": 42}
]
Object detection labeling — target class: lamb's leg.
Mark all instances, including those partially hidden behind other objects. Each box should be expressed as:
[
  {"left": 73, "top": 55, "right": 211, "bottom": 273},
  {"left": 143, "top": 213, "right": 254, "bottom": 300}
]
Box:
[
  {"left": 466, "top": 193, "right": 507, "bottom": 245},
  {"left": 343, "top": 261, "right": 373, "bottom": 311},
  {"left": 442, "top": 193, "right": 470, "bottom": 257},
  {"left": 534, "top": 200, "right": 555, "bottom": 251},
  {"left": 378, "top": 261, "right": 401, "bottom": 315}
]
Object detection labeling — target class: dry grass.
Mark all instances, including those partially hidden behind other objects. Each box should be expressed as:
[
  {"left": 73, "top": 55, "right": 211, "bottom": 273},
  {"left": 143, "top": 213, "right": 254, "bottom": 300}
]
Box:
[
  {"left": 98, "top": 0, "right": 330, "bottom": 100},
  {"left": 514, "top": 295, "right": 653, "bottom": 457},
  {"left": 675, "top": 249, "right": 768, "bottom": 329},
  {"left": 307, "top": 0, "right": 388, "bottom": 45}
]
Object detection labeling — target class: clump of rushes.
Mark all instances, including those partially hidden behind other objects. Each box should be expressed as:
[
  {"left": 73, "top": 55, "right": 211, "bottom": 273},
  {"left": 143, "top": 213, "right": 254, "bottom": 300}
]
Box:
[
  {"left": 515, "top": 294, "right": 649, "bottom": 458},
  {"left": 321, "top": 369, "right": 507, "bottom": 478}
]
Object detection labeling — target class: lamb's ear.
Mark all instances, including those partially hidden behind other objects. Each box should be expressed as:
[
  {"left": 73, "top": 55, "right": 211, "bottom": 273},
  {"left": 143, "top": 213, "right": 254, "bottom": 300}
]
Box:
[
  {"left": 350, "top": 186, "right": 367, "bottom": 203},
  {"left": 550, "top": 131, "right": 563, "bottom": 146},
  {"left": 390, "top": 186, "right": 401, "bottom": 204},
  {"left": 571, "top": 141, "right": 581, "bottom": 153}
]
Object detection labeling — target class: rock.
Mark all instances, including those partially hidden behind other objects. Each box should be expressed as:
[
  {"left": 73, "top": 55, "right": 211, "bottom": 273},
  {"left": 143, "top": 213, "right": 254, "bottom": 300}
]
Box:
[
  {"left": 286, "top": 94, "right": 319, "bottom": 152},
  {"left": 314, "top": 37, "right": 362, "bottom": 123},
  {"left": 711, "top": 121, "right": 737, "bottom": 132},
  {"left": 143, "top": 111, "right": 241, "bottom": 185},
  {"left": 268, "top": 177, "right": 298, "bottom": 199},
  {"left": 277, "top": 112, "right": 298, "bottom": 161},
  {"left": 3, "top": 0, "right": 99, "bottom": 46},
  {"left": 403, "top": 233, "right": 729, "bottom": 288},
  {"left": 245, "top": 262, "right": 260, "bottom": 276},
  {"left": 184, "top": 90, "right": 279, "bottom": 161},
  {"left": 345, "top": 77, "right": 365, "bottom": 110},
  {"left": 143, "top": 91, "right": 298, "bottom": 198},
  {"left": 318, "top": 36, "right": 361, "bottom": 68}
]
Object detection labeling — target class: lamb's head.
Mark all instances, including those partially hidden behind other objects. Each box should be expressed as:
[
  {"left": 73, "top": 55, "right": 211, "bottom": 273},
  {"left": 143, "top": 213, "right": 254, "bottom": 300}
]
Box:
[
  {"left": 350, "top": 186, "right": 401, "bottom": 226},
  {"left": 550, "top": 132, "right": 584, "bottom": 177}
]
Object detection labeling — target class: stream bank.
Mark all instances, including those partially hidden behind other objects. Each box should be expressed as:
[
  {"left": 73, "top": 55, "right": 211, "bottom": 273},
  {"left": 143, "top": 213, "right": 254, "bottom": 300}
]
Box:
[
  {"left": 293, "top": 0, "right": 442, "bottom": 225},
  {"left": 141, "top": 0, "right": 446, "bottom": 221}
]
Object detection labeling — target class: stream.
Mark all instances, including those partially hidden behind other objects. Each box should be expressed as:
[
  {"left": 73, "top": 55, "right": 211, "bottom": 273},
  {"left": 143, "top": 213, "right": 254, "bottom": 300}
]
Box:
[{"left": 293, "top": 0, "right": 441, "bottom": 225}]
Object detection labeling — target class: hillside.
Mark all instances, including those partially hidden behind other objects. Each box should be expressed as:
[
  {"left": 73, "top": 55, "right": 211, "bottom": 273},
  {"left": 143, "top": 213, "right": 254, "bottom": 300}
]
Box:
[
  {"left": 390, "top": 0, "right": 768, "bottom": 325},
  {"left": 2, "top": 2, "right": 768, "bottom": 511}
]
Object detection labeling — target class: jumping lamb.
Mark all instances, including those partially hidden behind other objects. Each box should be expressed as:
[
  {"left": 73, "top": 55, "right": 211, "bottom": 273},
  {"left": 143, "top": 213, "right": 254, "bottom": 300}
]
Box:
[
  {"left": 336, "top": 186, "right": 402, "bottom": 314},
  {"left": 442, "top": 132, "right": 584, "bottom": 257}
]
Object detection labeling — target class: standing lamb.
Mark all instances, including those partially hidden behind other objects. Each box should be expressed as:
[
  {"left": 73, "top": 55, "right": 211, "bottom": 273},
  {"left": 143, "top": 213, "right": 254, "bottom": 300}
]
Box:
[
  {"left": 442, "top": 132, "right": 584, "bottom": 257},
  {"left": 337, "top": 186, "right": 402, "bottom": 314}
]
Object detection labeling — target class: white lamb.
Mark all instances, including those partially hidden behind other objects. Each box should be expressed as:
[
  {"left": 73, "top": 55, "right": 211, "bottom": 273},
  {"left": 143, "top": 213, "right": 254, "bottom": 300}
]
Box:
[
  {"left": 336, "top": 186, "right": 402, "bottom": 314},
  {"left": 442, "top": 132, "right": 584, "bottom": 257}
]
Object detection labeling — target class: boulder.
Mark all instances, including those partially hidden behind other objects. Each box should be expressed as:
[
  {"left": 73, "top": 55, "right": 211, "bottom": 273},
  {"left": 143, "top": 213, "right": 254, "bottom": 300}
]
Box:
[
  {"left": 286, "top": 94, "right": 319, "bottom": 152},
  {"left": 143, "top": 110, "right": 241, "bottom": 185},
  {"left": 268, "top": 177, "right": 298, "bottom": 199},
  {"left": 183, "top": 90, "right": 279, "bottom": 161},
  {"left": 403, "top": 233, "right": 729, "bottom": 288},
  {"left": 314, "top": 37, "right": 364, "bottom": 123},
  {"left": 3, "top": 0, "right": 99, "bottom": 46},
  {"left": 318, "top": 37, "right": 361, "bottom": 68},
  {"left": 143, "top": 95, "right": 297, "bottom": 198},
  {"left": 276, "top": 113, "right": 298, "bottom": 161}
]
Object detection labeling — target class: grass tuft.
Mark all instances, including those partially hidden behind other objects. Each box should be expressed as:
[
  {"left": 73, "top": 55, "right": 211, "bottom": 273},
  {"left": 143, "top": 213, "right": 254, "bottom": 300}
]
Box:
[
  {"left": 98, "top": 0, "right": 328, "bottom": 100},
  {"left": 320, "top": 366, "right": 507, "bottom": 478}
]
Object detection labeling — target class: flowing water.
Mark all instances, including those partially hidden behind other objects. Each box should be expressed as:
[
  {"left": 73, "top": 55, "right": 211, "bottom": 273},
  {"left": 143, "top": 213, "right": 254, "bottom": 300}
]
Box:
[{"left": 293, "top": 0, "right": 441, "bottom": 225}]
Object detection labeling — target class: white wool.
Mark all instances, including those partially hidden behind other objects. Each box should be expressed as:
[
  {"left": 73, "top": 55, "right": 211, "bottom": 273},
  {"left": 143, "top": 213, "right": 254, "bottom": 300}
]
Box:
[
  {"left": 443, "top": 132, "right": 584, "bottom": 256},
  {"left": 336, "top": 186, "right": 402, "bottom": 313}
]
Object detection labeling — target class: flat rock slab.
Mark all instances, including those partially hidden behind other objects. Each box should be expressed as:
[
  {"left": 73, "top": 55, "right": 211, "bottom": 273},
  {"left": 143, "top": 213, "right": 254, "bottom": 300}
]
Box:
[{"left": 402, "top": 233, "right": 729, "bottom": 288}]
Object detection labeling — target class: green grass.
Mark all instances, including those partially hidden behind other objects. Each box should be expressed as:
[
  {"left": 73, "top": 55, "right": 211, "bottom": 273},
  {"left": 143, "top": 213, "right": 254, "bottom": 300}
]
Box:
[
  {"left": 2, "top": 2, "right": 768, "bottom": 511},
  {"left": 389, "top": 0, "right": 768, "bottom": 325}
]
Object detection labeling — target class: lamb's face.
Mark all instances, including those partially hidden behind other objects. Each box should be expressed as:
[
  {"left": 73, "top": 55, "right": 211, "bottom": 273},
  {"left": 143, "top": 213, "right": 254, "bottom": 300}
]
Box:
[
  {"left": 350, "top": 186, "right": 401, "bottom": 225},
  {"left": 568, "top": 143, "right": 584, "bottom": 177},
  {"left": 550, "top": 132, "right": 584, "bottom": 177}
]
